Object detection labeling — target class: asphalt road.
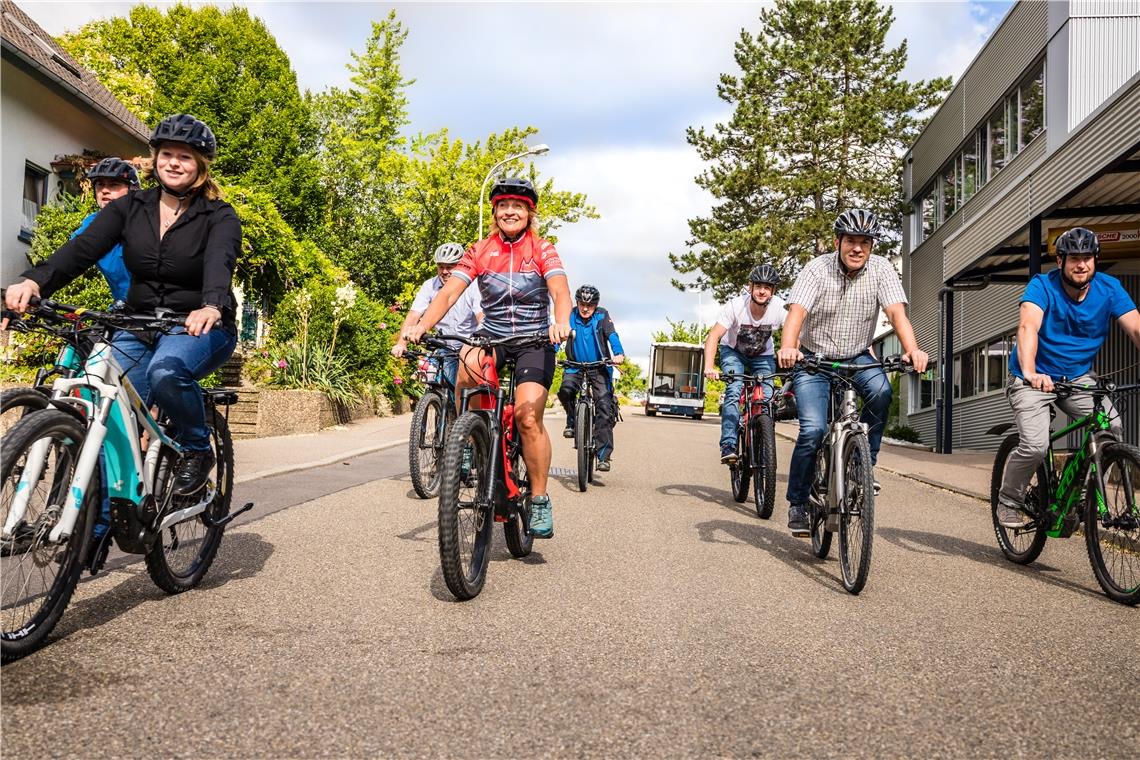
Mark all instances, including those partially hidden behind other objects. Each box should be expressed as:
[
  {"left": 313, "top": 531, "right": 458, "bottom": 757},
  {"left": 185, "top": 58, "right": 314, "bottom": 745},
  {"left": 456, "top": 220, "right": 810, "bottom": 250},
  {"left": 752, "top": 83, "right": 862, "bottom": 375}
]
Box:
[{"left": 2, "top": 412, "right": 1137, "bottom": 758}]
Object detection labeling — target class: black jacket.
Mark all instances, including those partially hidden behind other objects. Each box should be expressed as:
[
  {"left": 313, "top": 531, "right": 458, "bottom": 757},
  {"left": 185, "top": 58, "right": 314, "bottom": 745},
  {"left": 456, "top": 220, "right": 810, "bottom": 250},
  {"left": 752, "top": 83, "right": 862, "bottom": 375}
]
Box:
[{"left": 23, "top": 187, "right": 241, "bottom": 328}]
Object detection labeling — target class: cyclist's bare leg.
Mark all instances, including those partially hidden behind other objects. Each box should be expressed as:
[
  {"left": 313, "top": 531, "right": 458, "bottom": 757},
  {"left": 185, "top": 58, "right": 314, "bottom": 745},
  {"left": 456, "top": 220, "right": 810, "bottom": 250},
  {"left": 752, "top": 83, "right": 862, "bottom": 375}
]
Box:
[{"left": 515, "top": 382, "right": 551, "bottom": 496}]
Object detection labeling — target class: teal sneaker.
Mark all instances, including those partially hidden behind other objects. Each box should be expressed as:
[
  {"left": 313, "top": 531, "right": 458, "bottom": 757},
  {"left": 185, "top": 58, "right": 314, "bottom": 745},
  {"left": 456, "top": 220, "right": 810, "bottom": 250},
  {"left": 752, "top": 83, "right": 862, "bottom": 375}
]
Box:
[{"left": 529, "top": 494, "right": 554, "bottom": 539}]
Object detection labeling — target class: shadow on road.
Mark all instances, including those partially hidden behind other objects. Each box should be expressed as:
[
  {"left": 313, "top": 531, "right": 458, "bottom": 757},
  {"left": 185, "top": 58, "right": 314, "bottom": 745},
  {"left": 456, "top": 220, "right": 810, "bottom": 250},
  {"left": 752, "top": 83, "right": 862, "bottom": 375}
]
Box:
[
  {"left": 2, "top": 532, "right": 275, "bottom": 699},
  {"left": 427, "top": 533, "right": 546, "bottom": 603},
  {"left": 877, "top": 526, "right": 1106, "bottom": 602},
  {"left": 656, "top": 481, "right": 786, "bottom": 521},
  {"left": 397, "top": 520, "right": 438, "bottom": 544}
]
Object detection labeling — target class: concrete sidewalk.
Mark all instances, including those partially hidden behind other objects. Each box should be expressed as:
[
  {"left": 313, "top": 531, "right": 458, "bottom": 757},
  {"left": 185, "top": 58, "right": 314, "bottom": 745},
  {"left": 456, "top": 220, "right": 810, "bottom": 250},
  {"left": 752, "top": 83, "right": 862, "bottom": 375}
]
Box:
[
  {"left": 233, "top": 412, "right": 412, "bottom": 483},
  {"left": 773, "top": 420, "right": 994, "bottom": 502}
]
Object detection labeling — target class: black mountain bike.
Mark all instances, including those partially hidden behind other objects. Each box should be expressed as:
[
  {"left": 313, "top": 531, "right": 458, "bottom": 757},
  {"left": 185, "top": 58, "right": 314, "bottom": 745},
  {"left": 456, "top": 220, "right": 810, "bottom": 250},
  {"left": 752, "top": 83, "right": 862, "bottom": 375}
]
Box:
[
  {"left": 559, "top": 359, "right": 612, "bottom": 492},
  {"left": 988, "top": 377, "right": 1140, "bottom": 605},
  {"left": 402, "top": 339, "right": 459, "bottom": 499},
  {"left": 721, "top": 371, "right": 780, "bottom": 519},
  {"left": 434, "top": 332, "right": 548, "bottom": 600},
  {"left": 798, "top": 355, "right": 912, "bottom": 595}
]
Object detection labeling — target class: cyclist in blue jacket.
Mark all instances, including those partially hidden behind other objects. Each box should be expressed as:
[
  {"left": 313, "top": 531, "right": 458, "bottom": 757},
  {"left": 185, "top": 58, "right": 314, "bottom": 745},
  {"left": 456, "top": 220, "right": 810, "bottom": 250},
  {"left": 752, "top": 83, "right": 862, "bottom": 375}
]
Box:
[
  {"left": 558, "top": 285, "right": 625, "bottom": 471},
  {"left": 73, "top": 157, "right": 138, "bottom": 303}
]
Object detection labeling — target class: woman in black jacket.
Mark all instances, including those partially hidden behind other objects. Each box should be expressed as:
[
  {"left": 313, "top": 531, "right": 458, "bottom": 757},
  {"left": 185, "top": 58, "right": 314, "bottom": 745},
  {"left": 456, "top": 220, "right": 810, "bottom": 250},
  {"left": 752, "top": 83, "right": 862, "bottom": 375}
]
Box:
[{"left": 5, "top": 114, "right": 240, "bottom": 495}]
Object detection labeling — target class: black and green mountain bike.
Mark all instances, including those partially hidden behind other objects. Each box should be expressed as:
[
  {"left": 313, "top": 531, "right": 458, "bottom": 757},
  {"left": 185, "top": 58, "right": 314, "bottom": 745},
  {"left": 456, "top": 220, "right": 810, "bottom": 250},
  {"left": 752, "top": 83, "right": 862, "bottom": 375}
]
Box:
[{"left": 989, "top": 378, "right": 1140, "bottom": 605}]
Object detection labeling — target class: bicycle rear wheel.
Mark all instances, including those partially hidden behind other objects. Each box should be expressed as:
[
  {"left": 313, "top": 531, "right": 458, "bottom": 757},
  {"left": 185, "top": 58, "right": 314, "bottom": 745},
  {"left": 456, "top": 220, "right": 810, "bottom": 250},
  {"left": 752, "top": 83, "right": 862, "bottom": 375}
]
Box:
[
  {"left": 752, "top": 414, "right": 776, "bottom": 519},
  {"left": 145, "top": 406, "right": 234, "bottom": 594},
  {"left": 503, "top": 440, "right": 533, "bottom": 558},
  {"left": 1, "top": 410, "right": 97, "bottom": 662},
  {"left": 1085, "top": 443, "right": 1140, "bottom": 605},
  {"left": 990, "top": 434, "right": 1048, "bottom": 565},
  {"left": 838, "top": 434, "right": 875, "bottom": 594},
  {"left": 409, "top": 390, "right": 448, "bottom": 499},
  {"left": 576, "top": 402, "right": 590, "bottom": 492},
  {"left": 730, "top": 426, "right": 750, "bottom": 503},
  {"left": 438, "top": 412, "right": 494, "bottom": 600}
]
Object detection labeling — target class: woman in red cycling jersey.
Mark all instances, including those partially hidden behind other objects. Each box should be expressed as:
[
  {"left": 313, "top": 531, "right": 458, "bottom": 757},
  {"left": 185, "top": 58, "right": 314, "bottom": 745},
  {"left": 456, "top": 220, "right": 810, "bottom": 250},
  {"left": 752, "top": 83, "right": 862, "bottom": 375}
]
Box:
[{"left": 404, "top": 177, "right": 572, "bottom": 538}]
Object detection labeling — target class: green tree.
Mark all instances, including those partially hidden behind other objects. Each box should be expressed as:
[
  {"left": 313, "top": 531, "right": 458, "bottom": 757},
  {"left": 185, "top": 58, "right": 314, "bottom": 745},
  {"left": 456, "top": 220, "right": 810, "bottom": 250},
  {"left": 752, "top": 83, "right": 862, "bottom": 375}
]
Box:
[
  {"left": 60, "top": 4, "right": 324, "bottom": 233},
  {"left": 670, "top": 0, "right": 950, "bottom": 299},
  {"left": 614, "top": 358, "right": 647, "bottom": 398},
  {"left": 652, "top": 318, "right": 707, "bottom": 345}
]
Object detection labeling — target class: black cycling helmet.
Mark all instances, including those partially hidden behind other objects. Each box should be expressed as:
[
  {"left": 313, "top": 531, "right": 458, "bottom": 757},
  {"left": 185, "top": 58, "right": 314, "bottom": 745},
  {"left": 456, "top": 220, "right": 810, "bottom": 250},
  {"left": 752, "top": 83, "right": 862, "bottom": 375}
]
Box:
[
  {"left": 834, "top": 208, "right": 882, "bottom": 240},
  {"left": 87, "top": 157, "right": 140, "bottom": 189},
  {"left": 1055, "top": 227, "right": 1100, "bottom": 258},
  {"left": 150, "top": 114, "right": 217, "bottom": 160},
  {"left": 490, "top": 177, "right": 538, "bottom": 209},
  {"left": 575, "top": 284, "right": 600, "bottom": 304},
  {"left": 748, "top": 264, "right": 780, "bottom": 287}
]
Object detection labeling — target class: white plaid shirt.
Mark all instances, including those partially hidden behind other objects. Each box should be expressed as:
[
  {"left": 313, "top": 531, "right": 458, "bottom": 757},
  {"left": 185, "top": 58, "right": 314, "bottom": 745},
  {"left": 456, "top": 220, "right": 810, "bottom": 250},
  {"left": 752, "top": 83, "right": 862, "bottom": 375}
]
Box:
[{"left": 786, "top": 253, "right": 907, "bottom": 358}]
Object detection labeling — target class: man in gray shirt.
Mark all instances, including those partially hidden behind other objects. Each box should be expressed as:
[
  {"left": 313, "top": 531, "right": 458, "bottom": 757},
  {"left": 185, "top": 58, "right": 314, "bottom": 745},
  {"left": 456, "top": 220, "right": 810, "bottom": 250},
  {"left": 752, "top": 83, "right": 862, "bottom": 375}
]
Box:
[{"left": 776, "top": 209, "right": 929, "bottom": 536}]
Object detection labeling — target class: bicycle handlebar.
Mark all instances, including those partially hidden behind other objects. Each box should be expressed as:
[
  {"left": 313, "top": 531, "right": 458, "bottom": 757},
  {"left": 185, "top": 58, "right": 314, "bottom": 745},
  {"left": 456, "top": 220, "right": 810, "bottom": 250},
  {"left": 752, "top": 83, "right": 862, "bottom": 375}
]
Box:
[
  {"left": 435, "top": 331, "right": 550, "bottom": 350},
  {"left": 3, "top": 297, "right": 188, "bottom": 332},
  {"left": 1053, "top": 378, "right": 1140, "bottom": 396},
  {"left": 795, "top": 354, "right": 915, "bottom": 375},
  {"left": 559, "top": 359, "right": 614, "bottom": 369}
]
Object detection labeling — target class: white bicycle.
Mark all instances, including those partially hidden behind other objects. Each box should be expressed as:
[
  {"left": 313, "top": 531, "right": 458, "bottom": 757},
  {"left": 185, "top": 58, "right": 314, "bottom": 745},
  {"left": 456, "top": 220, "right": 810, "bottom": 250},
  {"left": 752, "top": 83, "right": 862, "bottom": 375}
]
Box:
[{"left": 1, "top": 299, "right": 251, "bottom": 661}]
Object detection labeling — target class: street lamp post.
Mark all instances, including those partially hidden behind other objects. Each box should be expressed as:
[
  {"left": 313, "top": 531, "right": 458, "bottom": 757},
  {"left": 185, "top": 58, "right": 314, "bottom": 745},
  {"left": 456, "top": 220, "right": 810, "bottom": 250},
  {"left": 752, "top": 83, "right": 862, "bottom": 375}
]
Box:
[{"left": 478, "top": 144, "right": 550, "bottom": 241}]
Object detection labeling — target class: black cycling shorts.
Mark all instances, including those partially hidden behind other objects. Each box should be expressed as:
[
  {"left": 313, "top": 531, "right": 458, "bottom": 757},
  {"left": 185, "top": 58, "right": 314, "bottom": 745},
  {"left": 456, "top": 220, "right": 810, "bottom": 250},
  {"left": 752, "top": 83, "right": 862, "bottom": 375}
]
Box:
[{"left": 492, "top": 341, "right": 556, "bottom": 389}]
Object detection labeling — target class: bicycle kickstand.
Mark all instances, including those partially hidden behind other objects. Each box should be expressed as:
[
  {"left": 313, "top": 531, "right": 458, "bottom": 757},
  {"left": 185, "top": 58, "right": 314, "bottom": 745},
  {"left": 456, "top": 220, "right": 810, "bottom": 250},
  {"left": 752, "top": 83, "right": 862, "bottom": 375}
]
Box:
[{"left": 202, "top": 502, "right": 255, "bottom": 528}]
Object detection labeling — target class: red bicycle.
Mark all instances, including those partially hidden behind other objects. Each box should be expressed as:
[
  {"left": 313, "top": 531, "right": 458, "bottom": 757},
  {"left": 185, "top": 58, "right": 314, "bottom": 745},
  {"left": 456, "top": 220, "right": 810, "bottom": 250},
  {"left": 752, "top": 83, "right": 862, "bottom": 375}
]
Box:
[
  {"left": 722, "top": 372, "right": 782, "bottom": 518},
  {"left": 434, "top": 332, "right": 547, "bottom": 600}
]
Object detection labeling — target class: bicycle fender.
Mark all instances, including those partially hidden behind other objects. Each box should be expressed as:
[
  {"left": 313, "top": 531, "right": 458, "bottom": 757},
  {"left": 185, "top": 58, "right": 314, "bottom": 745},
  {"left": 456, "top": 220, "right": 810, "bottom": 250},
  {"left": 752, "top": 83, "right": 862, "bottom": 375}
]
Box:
[
  {"left": 986, "top": 422, "right": 1014, "bottom": 436},
  {"left": 48, "top": 398, "right": 89, "bottom": 425}
]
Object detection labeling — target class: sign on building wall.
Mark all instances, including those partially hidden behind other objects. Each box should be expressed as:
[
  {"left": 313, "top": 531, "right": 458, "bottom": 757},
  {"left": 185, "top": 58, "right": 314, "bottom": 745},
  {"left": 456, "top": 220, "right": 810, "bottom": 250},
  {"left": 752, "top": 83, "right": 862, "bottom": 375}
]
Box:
[{"left": 1047, "top": 222, "right": 1140, "bottom": 256}]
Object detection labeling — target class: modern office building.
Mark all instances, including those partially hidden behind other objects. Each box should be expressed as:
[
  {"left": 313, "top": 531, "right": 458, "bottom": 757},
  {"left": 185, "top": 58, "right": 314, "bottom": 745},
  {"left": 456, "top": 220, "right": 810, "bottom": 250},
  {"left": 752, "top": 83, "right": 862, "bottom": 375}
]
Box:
[{"left": 900, "top": 0, "right": 1139, "bottom": 452}]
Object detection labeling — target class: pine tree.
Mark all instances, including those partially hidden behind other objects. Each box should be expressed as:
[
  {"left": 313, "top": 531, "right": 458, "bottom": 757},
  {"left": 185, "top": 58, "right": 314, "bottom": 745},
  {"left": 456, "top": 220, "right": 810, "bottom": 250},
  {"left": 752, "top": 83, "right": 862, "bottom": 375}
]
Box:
[{"left": 671, "top": 0, "right": 950, "bottom": 300}]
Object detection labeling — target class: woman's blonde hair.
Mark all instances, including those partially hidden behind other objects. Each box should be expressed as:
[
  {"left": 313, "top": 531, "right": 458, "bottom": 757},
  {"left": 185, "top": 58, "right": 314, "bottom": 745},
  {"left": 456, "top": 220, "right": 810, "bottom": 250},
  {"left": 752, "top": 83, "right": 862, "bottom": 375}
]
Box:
[
  {"left": 487, "top": 201, "right": 539, "bottom": 239},
  {"left": 147, "top": 143, "right": 222, "bottom": 201}
]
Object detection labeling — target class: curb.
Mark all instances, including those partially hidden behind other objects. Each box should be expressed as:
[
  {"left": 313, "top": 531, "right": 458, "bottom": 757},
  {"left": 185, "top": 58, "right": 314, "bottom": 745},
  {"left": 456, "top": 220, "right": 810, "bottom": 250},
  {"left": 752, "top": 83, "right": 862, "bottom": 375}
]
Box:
[
  {"left": 772, "top": 427, "right": 988, "bottom": 504},
  {"left": 235, "top": 438, "right": 409, "bottom": 484}
]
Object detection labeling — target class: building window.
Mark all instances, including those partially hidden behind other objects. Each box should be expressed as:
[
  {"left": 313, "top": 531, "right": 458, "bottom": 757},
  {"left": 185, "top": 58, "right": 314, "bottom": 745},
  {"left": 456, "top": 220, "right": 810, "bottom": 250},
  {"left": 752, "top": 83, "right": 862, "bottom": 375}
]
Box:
[
  {"left": 1019, "top": 64, "right": 1045, "bottom": 149},
  {"left": 1006, "top": 90, "right": 1021, "bottom": 163},
  {"left": 985, "top": 338, "right": 1007, "bottom": 392},
  {"left": 921, "top": 189, "right": 936, "bottom": 239},
  {"left": 988, "top": 107, "right": 1007, "bottom": 177},
  {"left": 941, "top": 163, "right": 956, "bottom": 221},
  {"left": 977, "top": 127, "right": 988, "bottom": 190},
  {"left": 914, "top": 363, "right": 938, "bottom": 411},
  {"left": 21, "top": 162, "right": 48, "bottom": 242},
  {"left": 959, "top": 346, "right": 978, "bottom": 398},
  {"left": 962, "top": 134, "right": 979, "bottom": 205}
]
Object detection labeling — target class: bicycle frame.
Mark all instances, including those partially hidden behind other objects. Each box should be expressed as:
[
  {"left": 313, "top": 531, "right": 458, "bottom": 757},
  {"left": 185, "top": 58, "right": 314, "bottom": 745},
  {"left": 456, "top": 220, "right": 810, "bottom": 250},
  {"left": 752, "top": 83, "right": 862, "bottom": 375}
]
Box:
[
  {"left": 4, "top": 331, "right": 187, "bottom": 544},
  {"left": 1039, "top": 405, "right": 1117, "bottom": 537},
  {"left": 459, "top": 351, "right": 525, "bottom": 506}
]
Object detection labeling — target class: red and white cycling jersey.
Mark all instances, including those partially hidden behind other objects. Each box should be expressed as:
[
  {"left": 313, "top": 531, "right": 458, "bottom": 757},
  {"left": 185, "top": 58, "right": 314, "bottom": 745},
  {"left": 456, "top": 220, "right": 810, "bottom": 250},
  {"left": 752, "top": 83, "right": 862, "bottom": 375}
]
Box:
[{"left": 453, "top": 231, "right": 566, "bottom": 336}]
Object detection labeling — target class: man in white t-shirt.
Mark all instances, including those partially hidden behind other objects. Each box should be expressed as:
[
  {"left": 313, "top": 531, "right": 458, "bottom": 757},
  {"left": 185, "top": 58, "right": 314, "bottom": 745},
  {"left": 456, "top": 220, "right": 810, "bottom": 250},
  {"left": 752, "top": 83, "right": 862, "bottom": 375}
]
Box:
[
  {"left": 391, "top": 242, "right": 482, "bottom": 390},
  {"left": 703, "top": 264, "right": 788, "bottom": 463}
]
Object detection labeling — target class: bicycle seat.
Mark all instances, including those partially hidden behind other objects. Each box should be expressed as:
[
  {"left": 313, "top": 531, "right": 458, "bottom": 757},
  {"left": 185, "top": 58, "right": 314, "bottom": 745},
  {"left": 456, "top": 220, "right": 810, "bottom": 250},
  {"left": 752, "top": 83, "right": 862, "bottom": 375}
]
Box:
[{"left": 205, "top": 389, "right": 239, "bottom": 406}]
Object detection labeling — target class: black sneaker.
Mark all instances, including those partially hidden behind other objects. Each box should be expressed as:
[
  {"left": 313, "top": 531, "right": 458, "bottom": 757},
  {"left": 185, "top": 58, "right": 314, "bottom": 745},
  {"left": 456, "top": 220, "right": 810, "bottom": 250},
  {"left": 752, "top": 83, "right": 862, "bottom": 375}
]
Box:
[
  {"left": 563, "top": 426, "right": 574, "bottom": 439},
  {"left": 174, "top": 448, "right": 215, "bottom": 495},
  {"left": 788, "top": 504, "right": 810, "bottom": 537},
  {"left": 720, "top": 444, "right": 739, "bottom": 464}
]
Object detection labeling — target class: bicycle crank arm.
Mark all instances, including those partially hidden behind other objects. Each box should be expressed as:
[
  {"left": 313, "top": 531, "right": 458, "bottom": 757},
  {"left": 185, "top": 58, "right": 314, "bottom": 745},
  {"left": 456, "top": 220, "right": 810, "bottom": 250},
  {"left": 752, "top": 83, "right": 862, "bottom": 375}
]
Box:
[
  {"left": 201, "top": 502, "right": 254, "bottom": 529},
  {"left": 156, "top": 490, "right": 216, "bottom": 532}
]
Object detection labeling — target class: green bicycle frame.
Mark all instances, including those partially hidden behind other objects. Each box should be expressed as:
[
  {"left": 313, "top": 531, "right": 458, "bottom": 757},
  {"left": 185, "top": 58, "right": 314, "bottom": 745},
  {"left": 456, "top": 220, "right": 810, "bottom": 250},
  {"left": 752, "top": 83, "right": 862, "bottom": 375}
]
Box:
[{"left": 1042, "top": 407, "right": 1115, "bottom": 538}]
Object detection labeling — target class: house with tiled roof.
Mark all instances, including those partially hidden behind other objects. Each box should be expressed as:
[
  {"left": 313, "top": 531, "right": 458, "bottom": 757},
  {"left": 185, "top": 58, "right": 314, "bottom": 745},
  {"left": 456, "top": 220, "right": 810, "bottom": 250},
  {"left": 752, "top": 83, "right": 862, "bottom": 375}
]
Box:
[{"left": 1, "top": 0, "right": 150, "bottom": 286}]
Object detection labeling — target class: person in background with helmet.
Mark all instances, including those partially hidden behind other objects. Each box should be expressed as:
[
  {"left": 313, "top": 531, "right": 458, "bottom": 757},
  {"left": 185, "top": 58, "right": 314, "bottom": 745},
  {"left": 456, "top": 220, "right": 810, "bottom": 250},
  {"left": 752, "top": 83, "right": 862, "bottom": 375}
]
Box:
[
  {"left": 558, "top": 284, "right": 626, "bottom": 471},
  {"left": 996, "top": 226, "right": 1139, "bottom": 528},
  {"left": 703, "top": 264, "right": 788, "bottom": 464},
  {"left": 777, "top": 209, "right": 928, "bottom": 537},
  {"left": 4, "top": 114, "right": 241, "bottom": 496},
  {"left": 391, "top": 242, "right": 483, "bottom": 391},
  {"left": 72, "top": 157, "right": 140, "bottom": 303},
  {"left": 403, "top": 177, "right": 572, "bottom": 539}
]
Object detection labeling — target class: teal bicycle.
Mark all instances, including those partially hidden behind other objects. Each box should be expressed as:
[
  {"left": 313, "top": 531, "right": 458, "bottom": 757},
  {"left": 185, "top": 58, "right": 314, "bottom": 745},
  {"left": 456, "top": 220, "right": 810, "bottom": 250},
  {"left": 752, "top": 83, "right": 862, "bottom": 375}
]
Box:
[
  {"left": 1, "top": 299, "right": 252, "bottom": 660},
  {"left": 989, "top": 378, "right": 1140, "bottom": 605}
]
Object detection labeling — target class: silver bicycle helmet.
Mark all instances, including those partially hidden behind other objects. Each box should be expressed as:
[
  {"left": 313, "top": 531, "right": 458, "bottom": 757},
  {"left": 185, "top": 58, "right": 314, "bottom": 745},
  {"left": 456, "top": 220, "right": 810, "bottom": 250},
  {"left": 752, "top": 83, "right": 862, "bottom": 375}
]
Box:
[{"left": 433, "top": 242, "right": 465, "bottom": 264}]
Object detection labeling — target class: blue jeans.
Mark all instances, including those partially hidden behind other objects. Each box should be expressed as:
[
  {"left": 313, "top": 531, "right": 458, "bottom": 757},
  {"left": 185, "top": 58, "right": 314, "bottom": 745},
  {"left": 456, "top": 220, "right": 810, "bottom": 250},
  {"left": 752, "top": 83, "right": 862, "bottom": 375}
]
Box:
[
  {"left": 719, "top": 346, "right": 776, "bottom": 449},
  {"left": 785, "top": 349, "right": 892, "bottom": 505},
  {"left": 111, "top": 327, "right": 237, "bottom": 451}
]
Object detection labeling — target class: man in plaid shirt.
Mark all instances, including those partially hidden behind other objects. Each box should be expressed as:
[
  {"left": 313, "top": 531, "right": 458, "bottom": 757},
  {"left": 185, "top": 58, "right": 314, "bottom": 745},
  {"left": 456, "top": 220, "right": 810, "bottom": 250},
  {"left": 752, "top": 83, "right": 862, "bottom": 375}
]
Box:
[{"left": 776, "top": 209, "right": 929, "bottom": 536}]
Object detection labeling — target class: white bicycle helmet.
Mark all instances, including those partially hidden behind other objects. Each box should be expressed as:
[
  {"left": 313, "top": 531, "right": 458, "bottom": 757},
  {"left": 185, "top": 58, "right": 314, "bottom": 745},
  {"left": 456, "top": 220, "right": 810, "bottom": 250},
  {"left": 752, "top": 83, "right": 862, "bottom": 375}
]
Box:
[{"left": 434, "top": 242, "right": 465, "bottom": 264}]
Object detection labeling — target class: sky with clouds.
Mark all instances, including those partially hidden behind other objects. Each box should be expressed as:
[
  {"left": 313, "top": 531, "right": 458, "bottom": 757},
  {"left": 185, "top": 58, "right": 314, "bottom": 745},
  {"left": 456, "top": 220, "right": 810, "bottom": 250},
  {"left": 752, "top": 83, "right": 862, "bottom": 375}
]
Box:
[{"left": 30, "top": 0, "right": 1012, "bottom": 370}]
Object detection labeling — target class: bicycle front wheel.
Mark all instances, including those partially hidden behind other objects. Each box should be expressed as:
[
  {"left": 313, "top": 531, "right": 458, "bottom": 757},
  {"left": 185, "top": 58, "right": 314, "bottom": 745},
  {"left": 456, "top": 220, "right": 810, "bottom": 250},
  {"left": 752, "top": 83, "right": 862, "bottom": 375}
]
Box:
[
  {"left": 752, "top": 414, "right": 776, "bottom": 519},
  {"left": 730, "top": 426, "right": 750, "bottom": 503},
  {"left": 838, "top": 434, "right": 875, "bottom": 594},
  {"left": 1085, "top": 443, "right": 1140, "bottom": 605},
  {"left": 145, "top": 406, "right": 233, "bottom": 594},
  {"left": 438, "top": 412, "right": 494, "bottom": 600},
  {"left": 576, "top": 403, "right": 590, "bottom": 492},
  {"left": 1, "top": 386, "right": 50, "bottom": 438},
  {"left": 409, "top": 390, "right": 448, "bottom": 499},
  {"left": 990, "top": 434, "right": 1048, "bottom": 565},
  {"left": 1, "top": 410, "right": 97, "bottom": 662}
]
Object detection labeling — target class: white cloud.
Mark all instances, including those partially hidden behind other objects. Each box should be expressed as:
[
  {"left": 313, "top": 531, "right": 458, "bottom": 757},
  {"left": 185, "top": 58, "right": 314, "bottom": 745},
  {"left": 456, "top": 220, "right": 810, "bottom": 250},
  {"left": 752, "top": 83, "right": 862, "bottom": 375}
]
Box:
[{"left": 889, "top": 1, "right": 1010, "bottom": 85}]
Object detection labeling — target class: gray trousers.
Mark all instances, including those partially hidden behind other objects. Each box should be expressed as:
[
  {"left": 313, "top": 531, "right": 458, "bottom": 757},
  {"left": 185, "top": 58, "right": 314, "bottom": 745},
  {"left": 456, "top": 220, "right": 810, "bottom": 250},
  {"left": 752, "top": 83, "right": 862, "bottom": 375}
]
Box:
[{"left": 998, "top": 373, "right": 1122, "bottom": 508}]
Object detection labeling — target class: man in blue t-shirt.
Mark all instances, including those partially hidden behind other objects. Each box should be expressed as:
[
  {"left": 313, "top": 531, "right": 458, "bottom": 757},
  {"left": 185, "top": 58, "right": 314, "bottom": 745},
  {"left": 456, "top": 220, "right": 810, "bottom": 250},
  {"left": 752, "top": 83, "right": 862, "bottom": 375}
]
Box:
[
  {"left": 997, "top": 227, "right": 1140, "bottom": 528},
  {"left": 558, "top": 285, "right": 625, "bottom": 471}
]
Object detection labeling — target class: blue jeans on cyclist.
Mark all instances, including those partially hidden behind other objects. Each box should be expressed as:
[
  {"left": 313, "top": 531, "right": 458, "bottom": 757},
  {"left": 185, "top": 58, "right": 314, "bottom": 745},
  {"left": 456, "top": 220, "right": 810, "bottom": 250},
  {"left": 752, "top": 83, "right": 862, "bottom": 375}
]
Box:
[
  {"left": 111, "top": 327, "right": 237, "bottom": 451},
  {"left": 719, "top": 346, "right": 776, "bottom": 451},
  {"left": 785, "top": 349, "right": 891, "bottom": 505}
]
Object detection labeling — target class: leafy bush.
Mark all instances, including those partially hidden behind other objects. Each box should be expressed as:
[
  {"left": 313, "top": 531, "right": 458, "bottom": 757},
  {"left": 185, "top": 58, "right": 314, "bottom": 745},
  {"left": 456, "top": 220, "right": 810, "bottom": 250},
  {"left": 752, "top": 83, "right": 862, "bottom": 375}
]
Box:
[{"left": 886, "top": 424, "right": 922, "bottom": 443}]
